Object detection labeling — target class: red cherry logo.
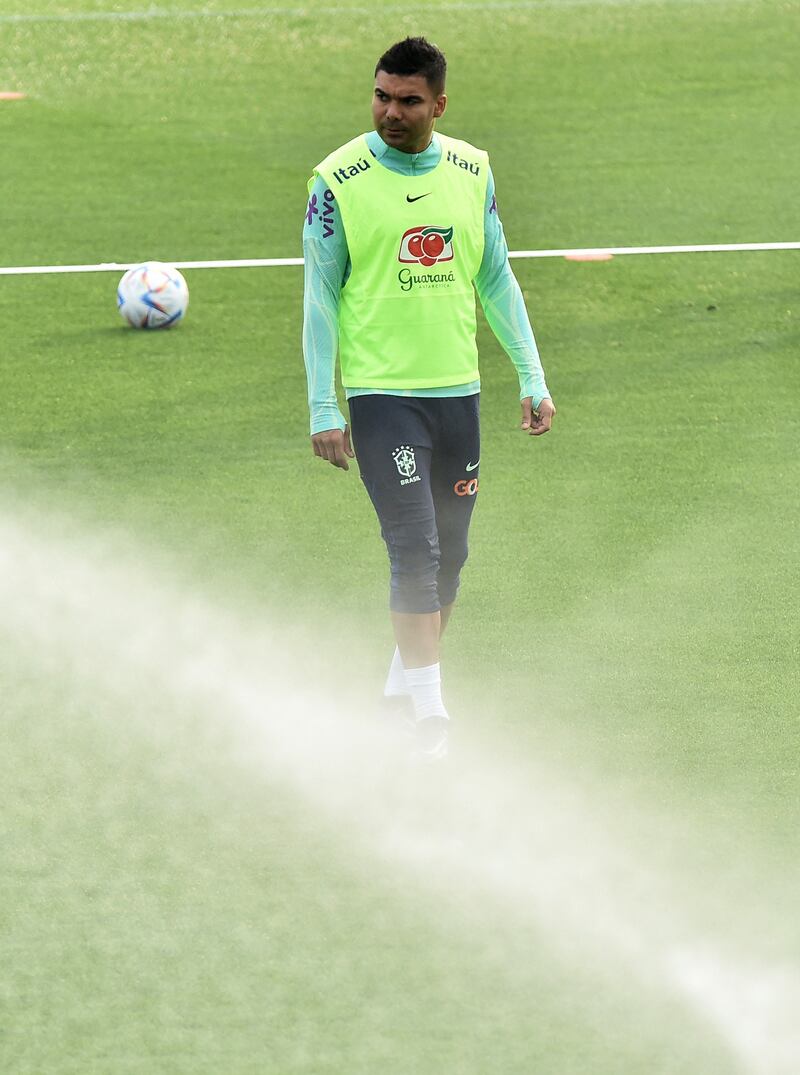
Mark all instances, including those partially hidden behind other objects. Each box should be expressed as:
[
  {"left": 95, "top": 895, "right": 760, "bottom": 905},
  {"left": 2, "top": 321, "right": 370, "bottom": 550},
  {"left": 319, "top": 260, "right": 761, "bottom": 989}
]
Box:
[
  {"left": 407, "top": 233, "right": 424, "bottom": 259},
  {"left": 421, "top": 232, "right": 445, "bottom": 259},
  {"left": 421, "top": 233, "right": 447, "bottom": 260}
]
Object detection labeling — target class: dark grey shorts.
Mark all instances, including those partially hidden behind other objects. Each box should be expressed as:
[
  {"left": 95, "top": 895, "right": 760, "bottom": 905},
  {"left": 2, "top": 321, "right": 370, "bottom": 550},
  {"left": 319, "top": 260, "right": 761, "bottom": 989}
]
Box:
[{"left": 349, "top": 393, "right": 480, "bottom": 613}]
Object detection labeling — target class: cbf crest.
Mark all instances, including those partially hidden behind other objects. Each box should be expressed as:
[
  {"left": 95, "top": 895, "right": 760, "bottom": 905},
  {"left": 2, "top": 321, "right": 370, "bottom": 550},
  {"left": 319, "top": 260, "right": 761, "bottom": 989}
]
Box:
[{"left": 392, "top": 445, "right": 421, "bottom": 486}]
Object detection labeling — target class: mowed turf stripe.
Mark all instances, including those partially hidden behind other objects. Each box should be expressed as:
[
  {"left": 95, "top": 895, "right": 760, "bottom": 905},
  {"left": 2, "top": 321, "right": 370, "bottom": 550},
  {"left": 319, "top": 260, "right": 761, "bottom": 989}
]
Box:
[
  {"left": 0, "top": 0, "right": 762, "bottom": 24},
  {"left": 1, "top": 241, "right": 799, "bottom": 275},
  {"left": 0, "top": 0, "right": 761, "bottom": 21},
  {"left": 1, "top": 501, "right": 799, "bottom": 1073}
]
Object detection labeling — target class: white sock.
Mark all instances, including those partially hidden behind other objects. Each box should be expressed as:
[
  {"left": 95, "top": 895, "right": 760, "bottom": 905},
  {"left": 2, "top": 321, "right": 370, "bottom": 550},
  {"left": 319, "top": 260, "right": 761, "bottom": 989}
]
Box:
[
  {"left": 384, "top": 646, "right": 409, "bottom": 697},
  {"left": 404, "top": 662, "right": 449, "bottom": 722}
]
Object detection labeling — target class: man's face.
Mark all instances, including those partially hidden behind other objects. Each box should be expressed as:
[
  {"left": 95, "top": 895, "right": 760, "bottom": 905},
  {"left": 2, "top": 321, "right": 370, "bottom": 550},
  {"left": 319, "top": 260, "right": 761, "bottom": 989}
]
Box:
[{"left": 372, "top": 70, "right": 446, "bottom": 154}]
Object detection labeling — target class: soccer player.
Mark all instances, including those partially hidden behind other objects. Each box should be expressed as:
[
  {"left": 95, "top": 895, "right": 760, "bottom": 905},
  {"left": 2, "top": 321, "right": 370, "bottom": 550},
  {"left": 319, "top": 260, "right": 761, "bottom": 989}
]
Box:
[{"left": 302, "top": 37, "right": 555, "bottom": 760}]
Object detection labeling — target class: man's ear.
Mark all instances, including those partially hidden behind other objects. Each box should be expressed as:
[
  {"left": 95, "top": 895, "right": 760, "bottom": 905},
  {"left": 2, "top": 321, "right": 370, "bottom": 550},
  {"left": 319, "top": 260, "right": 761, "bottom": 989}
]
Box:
[{"left": 434, "top": 94, "right": 447, "bottom": 119}]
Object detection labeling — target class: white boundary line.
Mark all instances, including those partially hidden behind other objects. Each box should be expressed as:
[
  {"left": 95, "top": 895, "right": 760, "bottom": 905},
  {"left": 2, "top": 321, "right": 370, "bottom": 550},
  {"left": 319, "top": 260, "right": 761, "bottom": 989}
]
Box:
[
  {"left": 0, "top": 242, "right": 797, "bottom": 277},
  {"left": 0, "top": 258, "right": 302, "bottom": 277},
  {"left": 510, "top": 241, "right": 800, "bottom": 259}
]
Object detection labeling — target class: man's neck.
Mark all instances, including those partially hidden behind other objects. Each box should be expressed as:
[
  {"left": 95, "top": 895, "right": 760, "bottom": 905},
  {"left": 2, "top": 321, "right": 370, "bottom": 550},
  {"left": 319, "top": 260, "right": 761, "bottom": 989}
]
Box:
[{"left": 364, "top": 130, "right": 441, "bottom": 176}]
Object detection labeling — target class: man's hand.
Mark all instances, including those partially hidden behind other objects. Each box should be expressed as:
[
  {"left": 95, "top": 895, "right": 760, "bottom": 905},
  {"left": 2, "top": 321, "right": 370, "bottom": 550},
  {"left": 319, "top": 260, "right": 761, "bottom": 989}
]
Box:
[
  {"left": 311, "top": 426, "right": 355, "bottom": 470},
  {"left": 521, "top": 397, "right": 556, "bottom": 436}
]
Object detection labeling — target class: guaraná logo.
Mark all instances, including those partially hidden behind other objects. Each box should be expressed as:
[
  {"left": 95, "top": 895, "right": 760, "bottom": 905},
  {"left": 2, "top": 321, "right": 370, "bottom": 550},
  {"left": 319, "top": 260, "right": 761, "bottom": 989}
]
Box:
[{"left": 398, "top": 225, "right": 454, "bottom": 267}]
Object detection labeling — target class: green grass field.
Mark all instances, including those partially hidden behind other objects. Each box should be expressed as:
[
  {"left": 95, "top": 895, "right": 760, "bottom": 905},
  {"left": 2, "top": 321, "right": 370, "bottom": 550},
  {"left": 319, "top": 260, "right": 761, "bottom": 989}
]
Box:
[{"left": 2, "top": 1, "right": 799, "bottom": 1072}]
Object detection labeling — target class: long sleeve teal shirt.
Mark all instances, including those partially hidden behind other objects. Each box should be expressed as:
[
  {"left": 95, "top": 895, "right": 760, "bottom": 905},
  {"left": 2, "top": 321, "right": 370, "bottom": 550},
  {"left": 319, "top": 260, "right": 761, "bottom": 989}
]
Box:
[{"left": 302, "top": 129, "right": 550, "bottom": 435}]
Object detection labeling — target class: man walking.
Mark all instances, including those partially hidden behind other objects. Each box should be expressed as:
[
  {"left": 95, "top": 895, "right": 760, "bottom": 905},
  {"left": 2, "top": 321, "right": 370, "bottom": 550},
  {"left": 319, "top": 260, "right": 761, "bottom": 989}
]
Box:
[{"left": 302, "top": 37, "right": 555, "bottom": 760}]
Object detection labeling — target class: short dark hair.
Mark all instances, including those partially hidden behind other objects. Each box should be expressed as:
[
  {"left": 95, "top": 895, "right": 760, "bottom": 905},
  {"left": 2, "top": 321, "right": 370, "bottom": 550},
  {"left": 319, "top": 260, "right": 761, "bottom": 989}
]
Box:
[{"left": 375, "top": 37, "right": 447, "bottom": 95}]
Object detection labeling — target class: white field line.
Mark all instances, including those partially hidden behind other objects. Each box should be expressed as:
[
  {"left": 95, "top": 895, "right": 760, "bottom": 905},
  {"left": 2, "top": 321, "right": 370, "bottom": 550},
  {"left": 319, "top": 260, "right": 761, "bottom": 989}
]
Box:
[
  {"left": 0, "top": 242, "right": 798, "bottom": 277},
  {"left": 511, "top": 241, "right": 800, "bottom": 259},
  {"left": 0, "top": 0, "right": 759, "bottom": 26}
]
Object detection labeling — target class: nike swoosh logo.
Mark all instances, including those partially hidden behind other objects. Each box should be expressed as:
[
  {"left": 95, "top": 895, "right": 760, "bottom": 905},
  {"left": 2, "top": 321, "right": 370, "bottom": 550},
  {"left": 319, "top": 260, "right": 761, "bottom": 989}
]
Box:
[
  {"left": 466, "top": 460, "right": 480, "bottom": 472},
  {"left": 406, "top": 193, "right": 431, "bottom": 203}
]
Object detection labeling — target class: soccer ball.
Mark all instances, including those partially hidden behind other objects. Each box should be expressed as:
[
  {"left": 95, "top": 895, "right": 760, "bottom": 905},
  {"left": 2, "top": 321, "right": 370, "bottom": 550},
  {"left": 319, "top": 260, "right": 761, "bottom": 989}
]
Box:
[{"left": 117, "top": 262, "right": 189, "bottom": 329}]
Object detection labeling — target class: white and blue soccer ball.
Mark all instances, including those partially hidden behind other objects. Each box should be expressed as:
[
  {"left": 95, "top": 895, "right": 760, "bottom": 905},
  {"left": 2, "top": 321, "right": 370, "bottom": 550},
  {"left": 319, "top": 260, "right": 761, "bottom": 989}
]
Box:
[{"left": 117, "top": 261, "right": 189, "bottom": 329}]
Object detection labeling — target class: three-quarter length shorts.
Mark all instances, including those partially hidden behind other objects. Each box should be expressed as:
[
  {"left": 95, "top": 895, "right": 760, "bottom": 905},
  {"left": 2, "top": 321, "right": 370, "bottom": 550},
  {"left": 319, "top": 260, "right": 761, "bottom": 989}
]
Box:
[{"left": 348, "top": 393, "right": 481, "bottom": 614}]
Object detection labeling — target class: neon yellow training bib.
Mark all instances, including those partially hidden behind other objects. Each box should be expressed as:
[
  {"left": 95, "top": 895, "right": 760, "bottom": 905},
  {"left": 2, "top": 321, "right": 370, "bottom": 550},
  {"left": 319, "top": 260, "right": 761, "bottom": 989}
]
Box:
[{"left": 312, "top": 132, "right": 488, "bottom": 390}]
